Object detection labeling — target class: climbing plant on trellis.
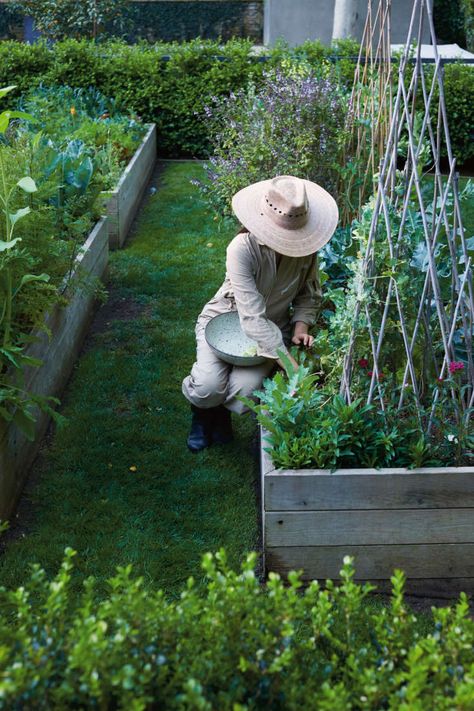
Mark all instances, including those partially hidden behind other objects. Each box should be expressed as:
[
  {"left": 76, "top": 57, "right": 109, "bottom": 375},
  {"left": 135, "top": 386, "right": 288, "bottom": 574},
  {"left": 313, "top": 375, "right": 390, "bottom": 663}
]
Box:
[{"left": 339, "top": 0, "right": 474, "bottom": 433}]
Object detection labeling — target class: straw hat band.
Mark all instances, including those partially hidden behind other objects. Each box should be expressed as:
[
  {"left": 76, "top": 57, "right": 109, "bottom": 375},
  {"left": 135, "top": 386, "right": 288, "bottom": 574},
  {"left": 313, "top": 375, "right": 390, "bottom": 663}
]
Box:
[
  {"left": 261, "top": 191, "right": 309, "bottom": 230},
  {"left": 261, "top": 195, "right": 309, "bottom": 230}
]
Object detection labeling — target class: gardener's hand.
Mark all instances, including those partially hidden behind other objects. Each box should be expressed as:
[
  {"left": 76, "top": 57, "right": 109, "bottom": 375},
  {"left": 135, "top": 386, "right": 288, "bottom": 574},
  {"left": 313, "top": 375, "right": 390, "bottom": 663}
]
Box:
[
  {"left": 292, "top": 333, "right": 314, "bottom": 348},
  {"left": 292, "top": 322, "right": 314, "bottom": 348}
]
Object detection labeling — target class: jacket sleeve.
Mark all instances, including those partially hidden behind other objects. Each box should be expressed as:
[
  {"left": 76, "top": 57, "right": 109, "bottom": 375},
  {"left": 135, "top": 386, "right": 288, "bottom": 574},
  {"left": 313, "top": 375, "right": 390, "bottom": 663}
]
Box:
[
  {"left": 226, "top": 235, "right": 289, "bottom": 361},
  {"left": 291, "top": 254, "right": 323, "bottom": 326}
]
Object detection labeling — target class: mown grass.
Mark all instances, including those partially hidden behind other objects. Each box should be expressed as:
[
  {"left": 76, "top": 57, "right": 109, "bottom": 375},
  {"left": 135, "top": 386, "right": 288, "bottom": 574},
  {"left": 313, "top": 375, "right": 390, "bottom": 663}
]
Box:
[{"left": 0, "top": 162, "right": 260, "bottom": 598}]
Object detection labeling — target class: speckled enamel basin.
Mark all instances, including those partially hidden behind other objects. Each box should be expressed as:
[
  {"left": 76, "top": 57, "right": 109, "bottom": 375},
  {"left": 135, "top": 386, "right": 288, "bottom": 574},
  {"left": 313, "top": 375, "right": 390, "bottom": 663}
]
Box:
[{"left": 204, "top": 310, "right": 267, "bottom": 366}]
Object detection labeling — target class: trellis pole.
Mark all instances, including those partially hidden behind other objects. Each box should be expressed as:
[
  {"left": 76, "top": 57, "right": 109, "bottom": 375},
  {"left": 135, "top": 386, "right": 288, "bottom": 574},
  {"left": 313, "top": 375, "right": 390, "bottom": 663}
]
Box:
[{"left": 339, "top": 0, "right": 474, "bottom": 423}]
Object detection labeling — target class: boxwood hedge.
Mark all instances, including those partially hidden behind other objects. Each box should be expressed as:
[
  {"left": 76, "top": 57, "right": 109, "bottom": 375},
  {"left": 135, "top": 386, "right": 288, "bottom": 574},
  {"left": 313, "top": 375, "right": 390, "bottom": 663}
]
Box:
[
  {"left": 0, "top": 548, "right": 473, "bottom": 709},
  {"left": 1, "top": 37, "right": 472, "bottom": 162}
]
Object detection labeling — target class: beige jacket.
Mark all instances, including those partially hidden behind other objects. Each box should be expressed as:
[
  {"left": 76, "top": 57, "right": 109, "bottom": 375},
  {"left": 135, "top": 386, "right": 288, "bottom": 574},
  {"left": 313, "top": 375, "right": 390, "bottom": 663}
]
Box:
[{"left": 200, "top": 231, "right": 322, "bottom": 360}]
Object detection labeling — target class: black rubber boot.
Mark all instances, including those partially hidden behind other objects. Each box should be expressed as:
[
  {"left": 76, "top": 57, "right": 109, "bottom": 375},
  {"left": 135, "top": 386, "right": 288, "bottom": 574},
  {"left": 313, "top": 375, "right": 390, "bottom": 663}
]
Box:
[
  {"left": 187, "top": 405, "right": 213, "bottom": 453},
  {"left": 210, "top": 404, "right": 234, "bottom": 445}
]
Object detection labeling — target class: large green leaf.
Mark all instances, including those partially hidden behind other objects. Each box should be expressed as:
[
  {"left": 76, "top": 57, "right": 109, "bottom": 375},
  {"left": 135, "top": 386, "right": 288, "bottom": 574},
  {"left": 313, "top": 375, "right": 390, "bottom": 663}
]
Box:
[
  {"left": 0, "top": 237, "right": 22, "bottom": 252},
  {"left": 1, "top": 110, "right": 35, "bottom": 122},
  {"left": 0, "top": 86, "right": 17, "bottom": 99},
  {"left": 0, "top": 113, "right": 9, "bottom": 133},
  {"left": 17, "top": 176, "right": 37, "bottom": 193},
  {"left": 18, "top": 272, "right": 50, "bottom": 289},
  {"left": 9, "top": 206, "right": 31, "bottom": 226}
]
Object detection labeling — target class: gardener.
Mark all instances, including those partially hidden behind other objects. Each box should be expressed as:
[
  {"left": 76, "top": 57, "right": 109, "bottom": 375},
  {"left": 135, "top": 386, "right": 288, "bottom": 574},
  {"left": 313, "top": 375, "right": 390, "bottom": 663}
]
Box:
[{"left": 182, "top": 175, "right": 338, "bottom": 452}]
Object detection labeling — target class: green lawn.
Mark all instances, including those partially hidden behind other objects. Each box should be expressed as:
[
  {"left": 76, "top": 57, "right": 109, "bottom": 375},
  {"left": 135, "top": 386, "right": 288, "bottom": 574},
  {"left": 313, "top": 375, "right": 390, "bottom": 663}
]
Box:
[{"left": 0, "top": 162, "right": 260, "bottom": 598}]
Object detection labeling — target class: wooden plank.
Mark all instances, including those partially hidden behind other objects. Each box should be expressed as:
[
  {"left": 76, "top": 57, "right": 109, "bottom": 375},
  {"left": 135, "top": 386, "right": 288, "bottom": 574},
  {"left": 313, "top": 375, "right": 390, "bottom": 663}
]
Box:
[
  {"left": 100, "top": 124, "right": 156, "bottom": 249},
  {"left": 266, "top": 543, "right": 474, "bottom": 580},
  {"left": 370, "top": 578, "right": 474, "bottom": 598},
  {"left": 0, "top": 217, "right": 109, "bottom": 520},
  {"left": 261, "top": 438, "right": 277, "bottom": 475},
  {"left": 265, "top": 470, "right": 474, "bottom": 510},
  {"left": 265, "top": 509, "right": 474, "bottom": 547}
]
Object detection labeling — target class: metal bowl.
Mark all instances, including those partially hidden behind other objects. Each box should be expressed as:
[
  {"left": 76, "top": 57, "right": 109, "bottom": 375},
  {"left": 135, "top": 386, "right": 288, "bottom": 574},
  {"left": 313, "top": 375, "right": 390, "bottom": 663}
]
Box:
[{"left": 205, "top": 310, "right": 267, "bottom": 366}]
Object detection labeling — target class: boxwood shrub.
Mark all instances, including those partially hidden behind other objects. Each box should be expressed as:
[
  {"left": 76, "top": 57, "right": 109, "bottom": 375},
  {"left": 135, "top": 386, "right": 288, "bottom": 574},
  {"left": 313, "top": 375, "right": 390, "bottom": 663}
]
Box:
[
  {"left": 0, "top": 37, "right": 472, "bottom": 162},
  {"left": 0, "top": 548, "right": 473, "bottom": 709},
  {"left": 0, "top": 38, "right": 471, "bottom": 162}
]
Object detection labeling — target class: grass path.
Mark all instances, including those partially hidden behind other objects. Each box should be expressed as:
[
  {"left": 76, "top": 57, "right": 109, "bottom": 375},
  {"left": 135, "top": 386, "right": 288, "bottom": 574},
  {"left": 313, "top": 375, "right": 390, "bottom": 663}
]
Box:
[{"left": 0, "top": 162, "right": 260, "bottom": 598}]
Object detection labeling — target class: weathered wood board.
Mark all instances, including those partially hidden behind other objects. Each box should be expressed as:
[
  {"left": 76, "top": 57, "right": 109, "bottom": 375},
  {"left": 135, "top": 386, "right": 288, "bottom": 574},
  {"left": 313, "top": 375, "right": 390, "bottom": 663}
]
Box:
[
  {"left": 261, "top": 430, "right": 474, "bottom": 596},
  {"left": 0, "top": 217, "right": 109, "bottom": 520},
  {"left": 99, "top": 124, "right": 156, "bottom": 249}
]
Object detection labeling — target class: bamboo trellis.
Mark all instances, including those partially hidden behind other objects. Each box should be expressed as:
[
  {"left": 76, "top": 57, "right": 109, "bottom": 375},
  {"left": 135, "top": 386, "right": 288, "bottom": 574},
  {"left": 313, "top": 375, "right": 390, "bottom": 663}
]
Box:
[
  {"left": 339, "top": 0, "right": 474, "bottom": 426},
  {"left": 339, "top": 0, "right": 393, "bottom": 225}
]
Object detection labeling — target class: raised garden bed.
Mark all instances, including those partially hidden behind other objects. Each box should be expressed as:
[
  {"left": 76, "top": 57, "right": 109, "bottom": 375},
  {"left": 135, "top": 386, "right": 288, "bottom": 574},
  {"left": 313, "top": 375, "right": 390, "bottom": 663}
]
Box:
[
  {"left": 0, "top": 217, "right": 109, "bottom": 520},
  {"left": 261, "top": 432, "right": 474, "bottom": 597},
  {"left": 99, "top": 123, "right": 156, "bottom": 249}
]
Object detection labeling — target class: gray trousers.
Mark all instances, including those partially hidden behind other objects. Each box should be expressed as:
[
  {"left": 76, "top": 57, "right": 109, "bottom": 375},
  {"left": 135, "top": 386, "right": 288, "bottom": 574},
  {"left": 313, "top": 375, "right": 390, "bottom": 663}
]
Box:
[{"left": 182, "top": 314, "right": 276, "bottom": 415}]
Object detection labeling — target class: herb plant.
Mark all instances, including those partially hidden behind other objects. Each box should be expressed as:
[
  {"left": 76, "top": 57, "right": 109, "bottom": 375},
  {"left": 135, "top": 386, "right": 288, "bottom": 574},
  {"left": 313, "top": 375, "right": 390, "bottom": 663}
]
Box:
[{"left": 195, "top": 63, "right": 350, "bottom": 219}]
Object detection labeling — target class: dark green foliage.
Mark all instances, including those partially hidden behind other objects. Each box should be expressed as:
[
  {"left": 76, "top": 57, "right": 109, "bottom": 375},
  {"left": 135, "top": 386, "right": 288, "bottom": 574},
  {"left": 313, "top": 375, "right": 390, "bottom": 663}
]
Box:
[
  {"left": 0, "top": 84, "right": 144, "bottom": 438},
  {"left": 11, "top": 0, "right": 131, "bottom": 41},
  {"left": 17, "top": 85, "right": 146, "bottom": 188},
  {"left": 434, "top": 0, "right": 467, "bottom": 44},
  {"left": 461, "top": 0, "right": 474, "bottom": 51},
  {"left": 0, "top": 548, "right": 473, "bottom": 709},
  {"left": 243, "top": 358, "right": 446, "bottom": 470},
  {"left": 441, "top": 62, "right": 474, "bottom": 160},
  {"left": 0, "top": 3, "right": 23, "bottom": 41}
]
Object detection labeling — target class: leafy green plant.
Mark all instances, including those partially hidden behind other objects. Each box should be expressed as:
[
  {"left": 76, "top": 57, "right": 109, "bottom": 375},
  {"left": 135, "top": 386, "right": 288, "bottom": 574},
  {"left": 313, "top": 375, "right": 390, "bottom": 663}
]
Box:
[
  {"left": 0, "top": 547, "right": 472, "bottom": 709},
  {"left": 0, "top": 82, "right": 140, "bottom": 438},
  {"left": 195, "top": 62, "right": 350, "bottom": 219},
  {"left": 0, "top": 85, "right": 62, "bottom": 439},
  {"left": 461, "top": 0, "right": 474, "bottom": 51},
  {"left": 242, "top": 356, "right": 429, "bottom": 470},
  {"left": 17, "top": 85, "right": 146, "bottom": 190}
]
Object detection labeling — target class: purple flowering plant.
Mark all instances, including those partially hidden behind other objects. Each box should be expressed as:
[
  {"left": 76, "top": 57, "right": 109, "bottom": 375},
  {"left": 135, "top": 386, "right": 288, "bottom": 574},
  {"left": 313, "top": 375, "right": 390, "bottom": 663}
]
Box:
[{"left": 194, "top": 62, "right": 351, "bottom": 219}]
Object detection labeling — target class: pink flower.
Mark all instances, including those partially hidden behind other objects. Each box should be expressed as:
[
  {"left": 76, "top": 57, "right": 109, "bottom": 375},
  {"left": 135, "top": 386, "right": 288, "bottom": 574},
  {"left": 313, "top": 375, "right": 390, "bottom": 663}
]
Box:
[
  {"left": 358, "top": 358, "right": 369, "bottom": 368},
  {"left": 448, "top": 361, "right": 464, "bottom": 374}
]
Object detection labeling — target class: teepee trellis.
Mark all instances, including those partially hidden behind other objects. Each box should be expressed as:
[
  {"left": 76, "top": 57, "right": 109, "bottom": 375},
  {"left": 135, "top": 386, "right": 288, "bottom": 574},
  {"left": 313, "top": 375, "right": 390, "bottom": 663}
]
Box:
[
  {"left": 339, "top": 0, "right": 474, "bottom": 426},
  {"left": 339, "top": 0, "right": 393, "bottom": 224}
]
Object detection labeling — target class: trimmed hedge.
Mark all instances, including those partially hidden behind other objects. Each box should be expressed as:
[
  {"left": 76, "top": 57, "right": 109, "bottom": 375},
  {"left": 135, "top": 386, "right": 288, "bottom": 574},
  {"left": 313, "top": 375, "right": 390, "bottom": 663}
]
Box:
[
  {"left": 0, "top": 38, "right": 472, "bottom": 160},
  {"left": 0, "top": 548, "right": 473, "bottom": 709}
]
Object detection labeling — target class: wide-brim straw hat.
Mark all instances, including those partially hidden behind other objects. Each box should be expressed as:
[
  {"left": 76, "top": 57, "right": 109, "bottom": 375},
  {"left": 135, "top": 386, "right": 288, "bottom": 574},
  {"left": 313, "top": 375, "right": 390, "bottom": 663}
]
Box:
[{"left": 231, "top": 175, "right": 339, "bottom": 257}]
